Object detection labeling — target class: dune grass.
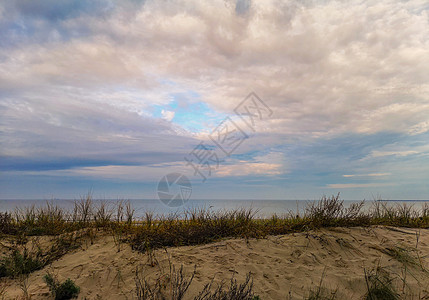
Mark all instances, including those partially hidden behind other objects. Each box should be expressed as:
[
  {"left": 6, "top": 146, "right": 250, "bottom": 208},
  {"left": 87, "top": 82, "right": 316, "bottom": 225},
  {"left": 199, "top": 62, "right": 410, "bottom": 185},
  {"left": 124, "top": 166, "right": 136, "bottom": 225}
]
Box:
[
  {"left": 0, "top": 194, "right": 428, "bottom": 261},
  {"left": 194, "top": 272, "right": 257, "bottom": 300},
  {"left": 129, "top": 194, "right": 429, "bottom": 252},
  {"left": 364, "top": 266, "right": 400, "bottom": 300},
  {"left": 135, "top": 262, "right": 257, "bottom": 300}
]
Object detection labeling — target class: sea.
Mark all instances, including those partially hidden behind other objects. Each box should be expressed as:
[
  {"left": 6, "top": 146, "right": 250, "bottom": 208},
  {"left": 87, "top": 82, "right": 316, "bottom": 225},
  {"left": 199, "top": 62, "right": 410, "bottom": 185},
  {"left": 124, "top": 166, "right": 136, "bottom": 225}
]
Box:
[{"left": 1, "top": 199, "right": 428, "bottom": 219}]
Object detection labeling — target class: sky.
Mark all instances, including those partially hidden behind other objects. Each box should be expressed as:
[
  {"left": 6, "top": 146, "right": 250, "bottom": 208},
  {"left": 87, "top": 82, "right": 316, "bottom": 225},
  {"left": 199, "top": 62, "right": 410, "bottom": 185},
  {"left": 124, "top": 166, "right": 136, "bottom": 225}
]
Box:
[{"left": 0, "top": 0, "right": 428, "bottom": 200}]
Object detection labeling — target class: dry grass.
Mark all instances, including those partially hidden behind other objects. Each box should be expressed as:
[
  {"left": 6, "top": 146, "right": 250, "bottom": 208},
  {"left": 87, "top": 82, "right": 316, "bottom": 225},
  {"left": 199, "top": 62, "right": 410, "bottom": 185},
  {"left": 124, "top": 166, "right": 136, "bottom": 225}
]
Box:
[
  {"left": 135, "top": 262, "right": 257, "bottom": 300},
  {"left": 135, "top": 263, "right": 196, "bottom": 300},
  {"left": 364, "top": 265, "right": 400, "bottom": 300},
  {"left": 130, "top": 195, "right": 429, "bottom": 253},
  {"left": 305, "top": 268, "right": 337, "bottom": 300},
  {"left": 0, "top": 194, "right": 429, "bottom": 276},
  {"left": 195, "top": 272, "right": 256, "bottom": 300}
]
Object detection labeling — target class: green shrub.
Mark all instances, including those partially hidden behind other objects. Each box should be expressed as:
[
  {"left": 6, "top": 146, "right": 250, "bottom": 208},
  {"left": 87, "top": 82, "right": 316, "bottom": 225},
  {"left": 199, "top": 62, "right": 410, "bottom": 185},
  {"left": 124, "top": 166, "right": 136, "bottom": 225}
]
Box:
[
  {"left": 0, "top": 249, "right": 44, "bottom": 278},
  {"left": 44, "top": 273, "right": 80, "bottom": 300}
]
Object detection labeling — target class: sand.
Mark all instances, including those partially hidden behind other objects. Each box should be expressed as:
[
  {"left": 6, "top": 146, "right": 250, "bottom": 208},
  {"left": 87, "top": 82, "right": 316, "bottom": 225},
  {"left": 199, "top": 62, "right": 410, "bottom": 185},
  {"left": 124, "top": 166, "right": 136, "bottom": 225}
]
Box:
[{"left": 1, "top": 226, "right": 429, "bottom": 299}]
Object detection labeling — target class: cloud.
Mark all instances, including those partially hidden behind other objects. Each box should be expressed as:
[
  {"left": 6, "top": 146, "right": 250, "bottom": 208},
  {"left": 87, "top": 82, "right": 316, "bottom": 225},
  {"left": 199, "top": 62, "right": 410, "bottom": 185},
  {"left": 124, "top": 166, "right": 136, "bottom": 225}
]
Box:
[
  {"left": 2, "top": 0, "right": 428, "bottom": 140},
  {"left": 215, "top": 151, "right": 285, "bottom": 177},
  {"left": 48, "top": 162, "right": 188, "bottom": 182},
  {"left": 161, "top": 110, "right": 175, "bottom": 122},
  {"left": 216, "top": 162, "right": 282, "bottom": 177},
  {"left": 370, "top": 150, "right": 419, "bottom": 158},
  {"left": 0, "top": 91, "right": 198, "bottom": 173},
  {"left": 409, "top": 121, "right": 429, "bottom": 135},
  {"left": 1, "top": 0, "right": 428, "bottom": 199},
  {"left": 343, "top": 173, "right": 391, "bottom": 178},
  {"left": 327, "top": 183, "right": 395, "bottom": 189}
]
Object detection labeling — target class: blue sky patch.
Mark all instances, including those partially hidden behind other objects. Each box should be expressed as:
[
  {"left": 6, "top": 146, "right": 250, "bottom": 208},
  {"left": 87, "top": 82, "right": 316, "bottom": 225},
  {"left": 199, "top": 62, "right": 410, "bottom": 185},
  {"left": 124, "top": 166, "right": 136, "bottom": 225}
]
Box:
[{"left": 152, "top": 92, "right": 229, "bottom": 133}]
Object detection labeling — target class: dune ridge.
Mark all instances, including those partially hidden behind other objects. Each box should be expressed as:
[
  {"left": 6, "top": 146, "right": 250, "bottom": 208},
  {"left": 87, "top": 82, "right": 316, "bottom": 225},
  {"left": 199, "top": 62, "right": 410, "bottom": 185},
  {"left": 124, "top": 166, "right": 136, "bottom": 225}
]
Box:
[{"left": 1, "top": 226, "right": 429, "bottom": 299}]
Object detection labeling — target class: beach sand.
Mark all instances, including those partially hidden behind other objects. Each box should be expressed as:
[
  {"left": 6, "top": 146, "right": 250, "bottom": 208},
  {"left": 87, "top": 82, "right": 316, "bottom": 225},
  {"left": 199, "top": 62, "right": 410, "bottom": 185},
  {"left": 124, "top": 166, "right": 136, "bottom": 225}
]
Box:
[{"left": 2, "top": 226, "right": 429, "bottom": 299}]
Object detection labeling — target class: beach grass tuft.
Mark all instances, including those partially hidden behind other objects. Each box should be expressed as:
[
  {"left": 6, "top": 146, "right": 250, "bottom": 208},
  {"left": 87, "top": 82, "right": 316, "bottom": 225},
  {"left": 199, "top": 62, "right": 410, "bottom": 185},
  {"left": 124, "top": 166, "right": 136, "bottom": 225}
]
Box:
[
  {"left": 135, "top": 262, "right": 257, "bottom": 300},
  {"left": 364, "top": 266, "right": 399, "bottom": 300},
  {"left": 195, "top": 272, "right": 256, "bottom": 300}
]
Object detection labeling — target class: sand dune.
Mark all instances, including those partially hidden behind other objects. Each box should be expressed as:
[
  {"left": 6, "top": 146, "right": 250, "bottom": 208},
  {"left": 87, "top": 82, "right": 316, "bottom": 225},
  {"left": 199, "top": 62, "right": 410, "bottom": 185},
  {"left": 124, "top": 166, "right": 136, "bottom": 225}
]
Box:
[{"left": 2, "top": 226, "right": 429, "bottom": 299}]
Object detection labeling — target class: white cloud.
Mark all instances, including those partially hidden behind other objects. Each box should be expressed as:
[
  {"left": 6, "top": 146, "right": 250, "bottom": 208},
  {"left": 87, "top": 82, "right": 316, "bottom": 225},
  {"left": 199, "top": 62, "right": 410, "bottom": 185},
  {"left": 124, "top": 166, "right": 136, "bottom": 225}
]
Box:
[
  {"left": 327, "top": 183, "right": 395, "bottom": 189},
  {"left": 409, "top": 121, "right": 429, "bottom": 135},
  {"left": 370, "top": 150, "right": 419, "bottom": 158},
  {"left": 1, "top": 0, "right": 428, "bottom": 141},
  {"left": 216, "top": 161, "right": 282, "bottom": 177},
  {"left": 343, "top": 173, "right": 391, "bottom": 177},
  {"left": 215, "top": 151, "right": 286, "bottom": 177},
  {"left": 161, "top": 110, "right": 175, "bottom": 121}
]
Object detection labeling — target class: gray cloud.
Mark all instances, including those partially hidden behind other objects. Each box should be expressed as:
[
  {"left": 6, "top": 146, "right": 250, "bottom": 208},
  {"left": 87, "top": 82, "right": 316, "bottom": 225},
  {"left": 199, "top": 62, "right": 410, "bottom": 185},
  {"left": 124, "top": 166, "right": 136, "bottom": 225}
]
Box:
[
  {"left": 0, "top": 88, "right": 197, "bottom": 172},
  {"left": 2, "top": 0, "right": 428, "bottom": 136},
  {"left": 0, "top": 0, "right": 428, "bottom": 199}
]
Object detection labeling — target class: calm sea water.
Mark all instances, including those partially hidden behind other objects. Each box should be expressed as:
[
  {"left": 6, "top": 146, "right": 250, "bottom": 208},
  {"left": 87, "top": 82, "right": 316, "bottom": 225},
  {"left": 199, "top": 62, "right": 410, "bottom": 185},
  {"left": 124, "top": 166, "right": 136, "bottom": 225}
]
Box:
[{"left": 1, "top": 199, "right": 428, "bottom": 219}]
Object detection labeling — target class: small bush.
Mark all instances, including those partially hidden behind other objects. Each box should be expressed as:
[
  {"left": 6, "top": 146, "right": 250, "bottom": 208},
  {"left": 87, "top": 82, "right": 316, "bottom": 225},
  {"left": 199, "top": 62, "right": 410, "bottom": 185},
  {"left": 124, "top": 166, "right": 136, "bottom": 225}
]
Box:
[
  {"left": 44, "top": 273, "right": 80, "bottom": 300},
  {"left": 0, "top": 249, "right": 44, "bottom": 278},
  {"left": 0, "top": 212, "right": 14, "bottom": 234},
  {"left": 0, "top": 233, "right": 84, "bottom": 279}
]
